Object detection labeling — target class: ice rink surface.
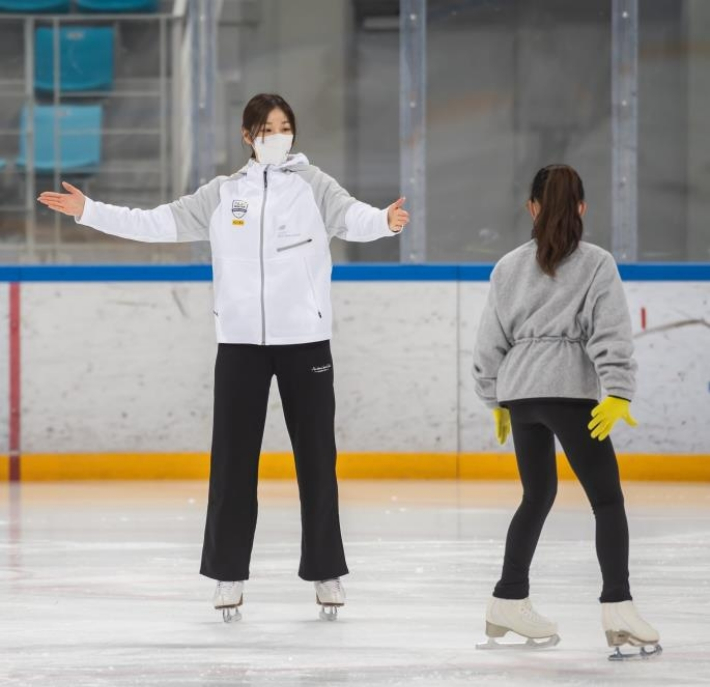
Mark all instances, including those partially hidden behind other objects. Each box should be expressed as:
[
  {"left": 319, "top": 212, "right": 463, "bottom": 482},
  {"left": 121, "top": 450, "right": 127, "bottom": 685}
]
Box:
[{"left": 1, "top": 479, "right": 709, "bottom": 687}]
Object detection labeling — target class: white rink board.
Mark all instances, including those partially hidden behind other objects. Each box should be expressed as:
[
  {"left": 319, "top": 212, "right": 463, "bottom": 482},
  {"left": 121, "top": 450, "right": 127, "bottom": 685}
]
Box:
[
  {"left": 15, "top": 279, "right": 710, "bottom": 456},
  {"left": 623, "top": 282, "right": 710, "bottom": 454},
  {"left": 21, "top": 283, "right": 217, "bottom": 454}
]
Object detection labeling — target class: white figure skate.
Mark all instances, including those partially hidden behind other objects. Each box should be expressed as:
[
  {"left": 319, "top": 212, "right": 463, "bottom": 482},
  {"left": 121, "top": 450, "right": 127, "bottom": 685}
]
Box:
[
  {"left": 213, "top": 581, "right": 244, "bottom": 623},
  {"left": 602, "top": 600, "right": 662, "bottom": 660},
  {"left": 476, "top": 597, "right": 561, "bottom": 650},
  {"left": 315, "top": 578, "right": 345, "bottom": 621}
]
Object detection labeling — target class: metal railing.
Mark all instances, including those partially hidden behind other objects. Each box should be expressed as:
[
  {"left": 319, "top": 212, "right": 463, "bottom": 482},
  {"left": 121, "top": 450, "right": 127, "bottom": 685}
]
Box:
[{"left": 0, "top": 0, "right": 218, "bottom": 263}]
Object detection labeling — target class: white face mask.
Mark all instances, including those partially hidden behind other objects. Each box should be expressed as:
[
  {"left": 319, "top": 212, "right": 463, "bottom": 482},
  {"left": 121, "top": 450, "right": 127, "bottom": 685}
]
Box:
[{"left": 252, "top": 133, "right": 293, "bottom": 166}]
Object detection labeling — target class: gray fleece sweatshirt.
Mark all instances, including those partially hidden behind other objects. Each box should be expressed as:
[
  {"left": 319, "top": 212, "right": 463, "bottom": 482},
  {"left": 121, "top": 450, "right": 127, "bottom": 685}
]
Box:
[{"left": 472, "top": 240, "right": 637, "bottom": 408}]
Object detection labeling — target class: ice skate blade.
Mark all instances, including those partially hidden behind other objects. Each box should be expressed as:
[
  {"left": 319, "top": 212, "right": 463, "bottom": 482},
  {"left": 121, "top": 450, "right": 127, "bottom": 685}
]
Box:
[
  {"left": 608, "top": 644, "right": 662, "bottom": 661},
  {"left": 476, "top": 634, "right": 561, "bottom": 651},
  {"left": 316, "top": 594, "right": 343, "bottom": 622},
  {"left": 319, "top": 605, "right": 339, "bottom": 622},
  {"left": 215, "top": 594, "right": 243, "bottom": 623},
  {"left": 215, "top": 594, "right": 244, "bottom": 623},
  {"left": 221, "top": 606, "right": 242, "bottom": 623}
]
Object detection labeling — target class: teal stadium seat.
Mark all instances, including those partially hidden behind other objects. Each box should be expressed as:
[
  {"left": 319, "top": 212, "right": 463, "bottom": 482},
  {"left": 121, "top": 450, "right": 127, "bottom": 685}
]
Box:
[
  {"left": 76, "top": 0, "right": 158, "bottom": 11},
  {"left": 35, "top": 26, "right": 114, "bottom": 92},
  {"left": 16, "top": 104, "right": 103, "bottom": 173},
  {"left": 0, "top": 0, "right": 69, "bottom": 11}
]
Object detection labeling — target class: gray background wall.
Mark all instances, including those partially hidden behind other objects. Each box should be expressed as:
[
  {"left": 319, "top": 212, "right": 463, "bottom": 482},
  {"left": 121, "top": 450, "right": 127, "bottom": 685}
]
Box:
[{"left": 0, "top": 0, "right": 708, "bottom": 263}]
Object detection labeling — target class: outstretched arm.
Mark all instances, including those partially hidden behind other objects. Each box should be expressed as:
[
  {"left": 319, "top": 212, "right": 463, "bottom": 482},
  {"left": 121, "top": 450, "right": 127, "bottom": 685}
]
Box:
[
  {"left": 296, "top": 166, "right": 409, "bottom": 242},
  {"left": 38, "top": 178, "right": 222, "bottom": 243}
]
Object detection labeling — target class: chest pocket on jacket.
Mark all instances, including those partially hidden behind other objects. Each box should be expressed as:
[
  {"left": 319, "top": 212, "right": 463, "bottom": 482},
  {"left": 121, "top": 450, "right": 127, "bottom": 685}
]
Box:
[{"left": 277, "top": 237, "right": 313, "bottom": 253}]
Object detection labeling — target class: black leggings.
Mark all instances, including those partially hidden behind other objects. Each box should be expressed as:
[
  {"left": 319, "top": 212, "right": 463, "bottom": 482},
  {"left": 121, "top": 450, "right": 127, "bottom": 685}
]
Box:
[{"left": 493, "top": 400, "right": 631, "bottom": 603}]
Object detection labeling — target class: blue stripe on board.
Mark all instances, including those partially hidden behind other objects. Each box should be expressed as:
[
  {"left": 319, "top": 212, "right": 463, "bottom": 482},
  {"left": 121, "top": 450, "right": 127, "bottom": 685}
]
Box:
[
  {"left": 0, "top": 264, "right": 213, "bottom": 282},
  {"left": 0, "top": 263, "right": 708, "bottom": 282},
  {"left": 332, "top": 264, "right": 460, "bottom": 281},
  {"left": 457, "top": 265, "right": 495, "bottom": 281},
  {"left": 616, "top": 263, "right": 710, "bottom": 281}
]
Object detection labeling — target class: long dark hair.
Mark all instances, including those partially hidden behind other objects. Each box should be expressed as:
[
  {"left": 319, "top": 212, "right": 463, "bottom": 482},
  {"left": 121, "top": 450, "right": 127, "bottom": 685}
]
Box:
[
  {"left": 242, "top": 93, "right": 297, "bottom": 159},
  {"left": 529, "top": 164, "right": 585, "bottom": 277}
]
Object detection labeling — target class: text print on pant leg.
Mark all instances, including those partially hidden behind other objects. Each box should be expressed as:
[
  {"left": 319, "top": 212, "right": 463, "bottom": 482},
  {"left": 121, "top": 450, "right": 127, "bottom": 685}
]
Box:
[{"left": 311, "top": 364, "right": 332, "bottom": 374}]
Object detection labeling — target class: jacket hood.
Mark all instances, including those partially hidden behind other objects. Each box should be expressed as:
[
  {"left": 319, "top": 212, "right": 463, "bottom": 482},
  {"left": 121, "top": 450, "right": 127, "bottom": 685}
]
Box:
[{"left": 233, "top": 152, "right": 310, "bottom": 177}]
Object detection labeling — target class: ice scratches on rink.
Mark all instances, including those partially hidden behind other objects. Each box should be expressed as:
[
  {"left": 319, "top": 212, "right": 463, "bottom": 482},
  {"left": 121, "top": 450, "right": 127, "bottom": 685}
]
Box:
[{"left": 1, "top": 480, "right": 710, "bottom": 686}]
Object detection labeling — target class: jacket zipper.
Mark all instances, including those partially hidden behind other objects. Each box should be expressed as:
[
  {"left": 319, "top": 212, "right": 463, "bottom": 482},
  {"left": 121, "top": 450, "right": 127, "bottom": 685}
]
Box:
[
  {"left": 276, "top": 238, "right": 313, "bottom": 253},
  {"left": 304, "top": 259, "right": 322, "bottom": 319},
  {"left": 259, "top": 168, "right": 269, "bottom": 344}
]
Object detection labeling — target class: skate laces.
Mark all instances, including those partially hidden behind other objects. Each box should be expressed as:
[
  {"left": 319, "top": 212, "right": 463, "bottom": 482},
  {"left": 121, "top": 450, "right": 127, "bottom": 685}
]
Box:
[
  {"left": 217, "top": 581, "right": 239, "bottom": 593},
  {"left": 520, "top": 598, "right": 548, "bottom": 624},
  {"left": 320, "top": 578, "right": 342, "bottom": 594}
]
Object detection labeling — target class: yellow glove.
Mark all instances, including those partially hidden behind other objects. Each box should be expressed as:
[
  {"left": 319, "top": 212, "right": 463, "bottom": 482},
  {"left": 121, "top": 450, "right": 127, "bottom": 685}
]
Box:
[
  {"left": 588, "top": 396, "right": 638, "bottom": 441},
  {"left": 493, "top": 407, "right": 511, "bottom": 445}
]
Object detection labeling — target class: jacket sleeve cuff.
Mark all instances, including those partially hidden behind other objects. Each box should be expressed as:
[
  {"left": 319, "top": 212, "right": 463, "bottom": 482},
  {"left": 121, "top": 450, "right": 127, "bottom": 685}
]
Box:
[
  {"left": 380, "top": 207, "right": 398, "bottom": 236},
  {"left": 74, "top": 197, "right": 95, "bottom": 226},
  {"left": 608, "top": 393, "right": 633, "bottom": 403}
]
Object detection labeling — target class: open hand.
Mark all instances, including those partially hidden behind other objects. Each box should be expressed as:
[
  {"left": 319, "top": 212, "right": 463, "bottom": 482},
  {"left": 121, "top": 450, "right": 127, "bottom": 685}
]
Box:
[
  {"left": 38, "top": 181, "right": 86, "bottom": 218},
  {"left": 588, "top": 396, "right": 638, "bottom": 441},
  {"left": 387, "top": 197, "right": 409, "bottom": 233}
]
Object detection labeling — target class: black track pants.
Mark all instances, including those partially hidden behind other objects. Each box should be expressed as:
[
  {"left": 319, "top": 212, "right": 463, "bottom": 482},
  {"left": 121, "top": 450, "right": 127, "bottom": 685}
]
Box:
[
  {"left": 200, "top": 341, "right": 348, "bottom": 582},
  {"left": 493, "top": 400, "right": 631, "bottom": 603}
]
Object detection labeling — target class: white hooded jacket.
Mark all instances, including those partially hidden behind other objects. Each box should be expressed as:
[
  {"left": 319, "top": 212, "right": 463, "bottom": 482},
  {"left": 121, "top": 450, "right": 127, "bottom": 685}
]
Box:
[{"left": 76, "top": 153, "right": 398, "bottom": 345}]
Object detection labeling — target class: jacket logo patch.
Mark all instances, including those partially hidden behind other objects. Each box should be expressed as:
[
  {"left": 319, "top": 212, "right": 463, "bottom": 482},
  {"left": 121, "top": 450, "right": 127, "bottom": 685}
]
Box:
[
  {"left": 311, "top": 364, "right": 332, "bottom": 374},
  {"left": 232, "top": 200, "right": 249, "bottom": 219}
]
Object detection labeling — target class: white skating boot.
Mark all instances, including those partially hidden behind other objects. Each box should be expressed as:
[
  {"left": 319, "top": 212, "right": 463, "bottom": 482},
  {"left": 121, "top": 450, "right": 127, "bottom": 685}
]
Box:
[
  {"left": 213, "top": 581, "right": 244, "bottom": 623},
  {"left": 476, "top": 597, "right": 560, "bottom": 650},
  {"left": 315, "top": 578, "right": 345, "bottom": 621},
  {"left": 602, "top": 600, "right": 662, "bottom": 660}
]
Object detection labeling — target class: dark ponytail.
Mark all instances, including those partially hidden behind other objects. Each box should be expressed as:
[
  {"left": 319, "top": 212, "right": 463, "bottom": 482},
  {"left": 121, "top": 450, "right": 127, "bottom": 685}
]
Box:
[{"left": 529, "top": 164, "right": 585, "bottom": 277}]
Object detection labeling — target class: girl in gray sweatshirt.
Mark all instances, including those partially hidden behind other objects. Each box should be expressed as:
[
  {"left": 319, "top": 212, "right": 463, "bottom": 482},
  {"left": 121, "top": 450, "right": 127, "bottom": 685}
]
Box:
[{"left": 472, "top": 165, "right": 660, "bottom": 659}]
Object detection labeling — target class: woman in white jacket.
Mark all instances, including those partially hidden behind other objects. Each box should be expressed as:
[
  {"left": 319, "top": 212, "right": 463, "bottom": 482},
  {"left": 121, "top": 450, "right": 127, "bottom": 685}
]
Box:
[{"left": 39, "top": 93, "right": 409, "bottom": 622}]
